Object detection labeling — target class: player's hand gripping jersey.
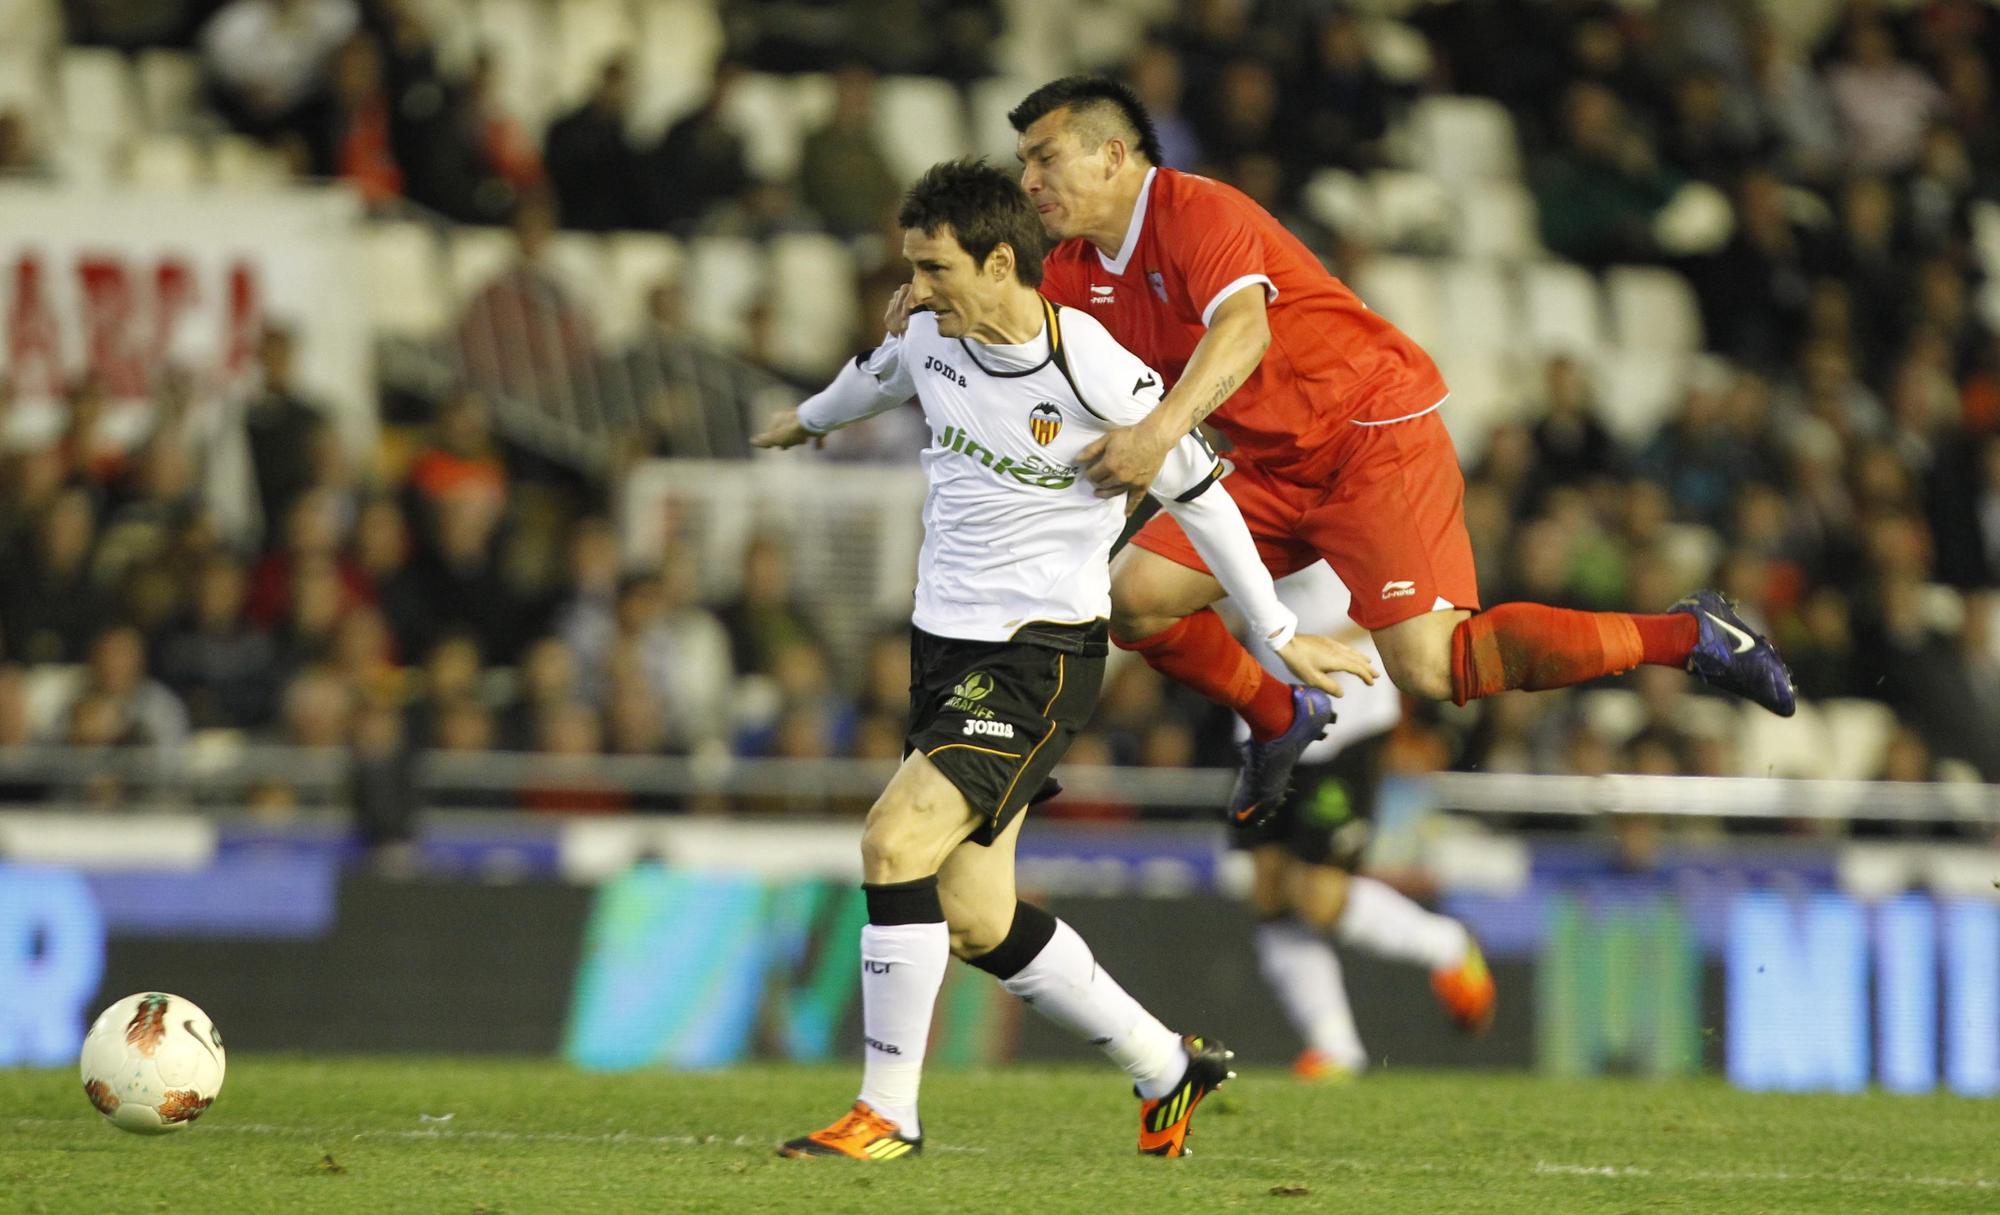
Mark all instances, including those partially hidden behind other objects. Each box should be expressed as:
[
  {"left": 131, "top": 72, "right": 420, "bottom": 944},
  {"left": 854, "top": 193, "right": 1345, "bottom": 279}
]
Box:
[
  {"left": 797, "top": 299, "right": 1298, "bottom": 648},
  {"left": 1040, "top": 167, "right": 1449, "bottom": 483}
]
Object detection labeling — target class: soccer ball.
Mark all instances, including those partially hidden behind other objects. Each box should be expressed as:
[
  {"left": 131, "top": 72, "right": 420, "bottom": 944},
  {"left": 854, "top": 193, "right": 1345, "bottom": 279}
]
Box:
[{"left": 79, "top": 992, "right": 226, "bottom": 1135}]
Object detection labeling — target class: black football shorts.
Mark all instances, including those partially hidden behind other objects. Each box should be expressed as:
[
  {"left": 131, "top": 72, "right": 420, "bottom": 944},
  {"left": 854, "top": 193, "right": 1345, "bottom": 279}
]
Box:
[{"left": 905, "top": 621, "right": 1106, "bottom": 846}]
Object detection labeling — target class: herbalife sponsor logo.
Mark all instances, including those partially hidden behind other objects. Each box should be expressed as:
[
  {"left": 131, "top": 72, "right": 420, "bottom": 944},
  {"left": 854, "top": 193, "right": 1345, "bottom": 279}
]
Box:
[
  {"left": 937, "top": 426, "right": 1077, "bottom": 489},
  {"left": 947, "top": 671, "right": 996, "bottom": 717}
]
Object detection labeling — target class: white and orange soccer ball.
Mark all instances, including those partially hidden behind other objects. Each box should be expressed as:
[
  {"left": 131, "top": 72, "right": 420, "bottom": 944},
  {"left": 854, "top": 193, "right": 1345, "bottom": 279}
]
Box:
[{"left": 79, "top": 992, "right": 226, "bottom": 1135}]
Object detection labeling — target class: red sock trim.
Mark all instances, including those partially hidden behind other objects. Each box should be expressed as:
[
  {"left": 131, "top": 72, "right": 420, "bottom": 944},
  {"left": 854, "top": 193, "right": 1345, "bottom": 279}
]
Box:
[{"left": 1632, "top": 613, "right": 1699, "bottom": 667}]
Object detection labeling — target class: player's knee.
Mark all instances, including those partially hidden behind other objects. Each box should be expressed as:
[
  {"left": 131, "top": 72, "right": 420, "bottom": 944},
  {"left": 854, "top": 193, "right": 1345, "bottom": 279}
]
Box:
[
  {"left": 859, "top": 811, "right": 939, "bottom": 885},
  {"left": 1378, "top": 634, "right": 1454, "bottom": 701},
  {"left": 946, "top": 909, "right": 1012, "bottom": 960}
]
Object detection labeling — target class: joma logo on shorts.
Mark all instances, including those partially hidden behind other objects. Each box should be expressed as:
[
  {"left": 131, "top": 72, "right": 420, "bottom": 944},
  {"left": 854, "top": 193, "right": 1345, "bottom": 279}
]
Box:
[
  {"left": 961, "top": 719, "right": 1016, "bottom": 739},
  {"left": 1381, "top": 580, "right": 1416, "bottom": 599}
]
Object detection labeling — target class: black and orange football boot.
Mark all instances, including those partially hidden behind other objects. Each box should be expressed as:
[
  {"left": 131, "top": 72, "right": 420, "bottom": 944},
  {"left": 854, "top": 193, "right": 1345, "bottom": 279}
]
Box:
[
  {"left": 778, "top": 1101, "right": 922, "bottom": 1161},
  {"left": 1136, "top": 1034, "right": 1236, "bottom": 1157}
]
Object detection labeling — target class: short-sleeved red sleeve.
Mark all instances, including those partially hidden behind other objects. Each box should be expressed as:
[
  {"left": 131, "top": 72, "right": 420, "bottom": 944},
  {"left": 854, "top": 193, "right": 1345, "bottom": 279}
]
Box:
[
  {"left": 1159, "top": 193, "right": 1279, "bottom": 326},
  {"left": 1038, "top": 252, "right": 1089, "bottom": 312}
]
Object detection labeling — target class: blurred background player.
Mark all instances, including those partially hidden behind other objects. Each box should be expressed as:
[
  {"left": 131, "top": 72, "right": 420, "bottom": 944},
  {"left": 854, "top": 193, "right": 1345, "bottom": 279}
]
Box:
[
  {"left": 1003, "top": 77, "right": 1799, "bottom": 830},
  {"left": 1232, "top": 562, "right": 1494, "bottom": 1082}
]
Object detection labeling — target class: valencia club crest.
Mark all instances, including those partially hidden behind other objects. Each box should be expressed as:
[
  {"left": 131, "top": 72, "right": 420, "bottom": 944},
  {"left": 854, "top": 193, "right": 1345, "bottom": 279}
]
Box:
[{"left": 1029, "top": 402, "right": 1062, "bottom": 445}]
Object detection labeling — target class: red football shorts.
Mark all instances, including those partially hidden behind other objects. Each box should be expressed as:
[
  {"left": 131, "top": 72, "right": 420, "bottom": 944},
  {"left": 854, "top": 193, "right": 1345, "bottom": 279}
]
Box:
[{"left": 1131, "top": 407, "right": 1481, "bottom": 632}]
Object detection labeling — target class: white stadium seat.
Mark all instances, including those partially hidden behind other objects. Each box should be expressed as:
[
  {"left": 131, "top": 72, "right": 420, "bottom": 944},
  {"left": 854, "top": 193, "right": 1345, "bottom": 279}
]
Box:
[
  {"left": 1301, "top": 168, "right": 1377, "bottom": 245},
  {"left": 1819, "top": 698, "right": 1896, "bottom": 782},
  {"left": 1364, "top": 18, "right": 1434, "bottom": 85},
  {"left": 545, "top": 231, "right": 609, "bottom": 326},
  {"left": 0, "top": 47, "right": 53, "bottom": 137},
  {"left": 473, "top": 0, "right": 555, "bottom": 139},
  {"left": 1592, "top": 350, "right": 1687, "bottom": 449},
  {"left": 872, "top": 75, "right": 969, "bottom": 188},
  {"left": 1350, "top": 255, "right": 1444, "bottom": 354},
  {"left": 725, "top": 72, "right": 810, "bottom": 185},
  {"left": 58, "top": 47, "right": 137, "bottom": 144},
  {"left": 125, "top": 134, "right": 204, "bottom": 190},
  {"left": 968, "top": 76, "right": 1039, "bottom": 165},
  {"left": 552, "top": 0, "right": 632, "bottom": 110},
  {"left": 1519, "top": 262, "right": 1605, "bottom": 357},
  {"left": 1735, "top": 698, "right": 1828, "bottom": 780},
  {"left": 48, "top": 141, "right": 113, "bottom": 188},
  {"left": 363, "top": 222, "right": 450, "bottom": 339},
  {"left": 601, "top": 231, "right": 686, "bottom": 346},
  {"left": 134, "top": 49, "right": 200, "bottom": 133},
  {"left": 766, "top": 232, "right": 859, "bottom": 377},
  {"left": 445, "top": 225, "right": 518, "bottom": 308},
  {"left": 210, "top": 134, "right": 287, "bottom": 187},
  {"left": 1405, "top": 95, "right": 1520, "bottom": 183},
  {"left": 1367, "top": 169, "right": 1452, "bottom": 253},
  {"left": 632, "top": 0, "right": 724, "bottom": 138},
  {"left": 1606, "top": 265, "right": 1703, "bottom": 353},
  {"left": 1439, "top": 260, "right": 1516, "bottom": 357},
  {"left": 0, "top": 0, "right": 62, "bottom": 52},
  {"left": 1453, "top": 180, "right": 1542, "bottom": 261},
  {"left": 682, "top": 235, "right": 766, "bottom": 352}
]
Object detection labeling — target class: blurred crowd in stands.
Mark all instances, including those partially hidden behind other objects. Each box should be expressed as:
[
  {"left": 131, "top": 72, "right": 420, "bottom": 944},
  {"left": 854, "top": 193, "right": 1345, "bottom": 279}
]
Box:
[{"left": 0, "top": 0, "right": 1997, "bottom": 826}]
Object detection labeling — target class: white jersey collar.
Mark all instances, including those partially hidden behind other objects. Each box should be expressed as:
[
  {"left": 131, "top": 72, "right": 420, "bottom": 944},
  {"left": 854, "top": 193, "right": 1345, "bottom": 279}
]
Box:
[{"left": 1095, "top": 167, "right": 1158, "bottom": 277}]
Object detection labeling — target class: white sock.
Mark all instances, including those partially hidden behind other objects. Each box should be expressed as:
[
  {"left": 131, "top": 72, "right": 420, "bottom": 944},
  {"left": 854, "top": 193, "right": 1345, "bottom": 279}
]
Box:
[
  {"left": 1254, "top": 918, "right": 1367, "bottom": 1071},
  {"left": 856, "top": 920, "right": 948, "bottom": 1136},
  {"left": 1333, "top": 875, "right": 1470, "bottom": 971},
  {"left": 1000, "top": 918, "right": 1188, "bottom": 1099}
]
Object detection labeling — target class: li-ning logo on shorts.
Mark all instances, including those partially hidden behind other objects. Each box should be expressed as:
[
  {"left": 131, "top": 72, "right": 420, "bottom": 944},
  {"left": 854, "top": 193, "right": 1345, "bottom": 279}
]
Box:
[
  {"left": 1029, "top": 403, "right": 1062, "bottom": 445},
  {"left": 1381, "top": 580, "right": 1416, "bottom": 600}
]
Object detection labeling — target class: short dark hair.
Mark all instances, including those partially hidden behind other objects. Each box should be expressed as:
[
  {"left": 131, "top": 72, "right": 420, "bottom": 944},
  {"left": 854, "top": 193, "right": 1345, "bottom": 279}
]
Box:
[
  {"left": 1007, "top": 75, "right": 1163, "bottom": 166},
  {"left": 897, "top": 158, "right": 1047, "bottom": 287}
]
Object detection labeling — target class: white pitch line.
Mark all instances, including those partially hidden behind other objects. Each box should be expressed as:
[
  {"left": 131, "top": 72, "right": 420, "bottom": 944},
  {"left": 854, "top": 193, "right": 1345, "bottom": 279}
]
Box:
[
  {"left": 9, "top": 1117, "right": 986, "bottom": 1154},
  {"left": 1531, "top": 1161, "right": 1997, "bottom": 1191}
]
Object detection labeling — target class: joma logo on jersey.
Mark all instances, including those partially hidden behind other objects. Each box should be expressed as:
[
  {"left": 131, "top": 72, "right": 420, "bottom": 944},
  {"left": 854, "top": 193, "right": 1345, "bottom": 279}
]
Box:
[
  {"left": 923, "top": 355, "right": 969, "bottom": 387},
  {"left": 1029, "top": 403, "right": 1062, "bottom": 445},
  {"left": 936, "top": 425, "right": 1077, "bottom": 489},
  {"left": 961, "top": 718, "right": 1015, "bottom": 739}
]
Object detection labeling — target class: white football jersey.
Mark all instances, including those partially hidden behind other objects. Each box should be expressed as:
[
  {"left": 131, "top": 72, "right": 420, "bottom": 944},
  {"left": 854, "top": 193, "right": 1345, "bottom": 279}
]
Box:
[{"left": 799, "top": 300, "right": 1224, "bottom": 644}]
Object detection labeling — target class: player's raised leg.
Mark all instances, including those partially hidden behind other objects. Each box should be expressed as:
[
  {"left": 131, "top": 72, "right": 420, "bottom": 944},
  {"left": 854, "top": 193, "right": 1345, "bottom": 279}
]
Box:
[
  {"left": 941, "top": 812, "right": 1235, "bottom": 1157},
  {"left": 1110, "top": 544, "right": 1336, "bottom": 825},
  {"left": 780, "top": 752, "right": 980, "bottom": 1161}
]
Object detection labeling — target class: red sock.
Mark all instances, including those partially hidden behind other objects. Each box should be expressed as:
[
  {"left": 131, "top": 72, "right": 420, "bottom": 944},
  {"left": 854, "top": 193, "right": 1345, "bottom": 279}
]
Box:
[
  {"left": 1449, "top": 604, "right": 1698, "bottom": 705},
  {"left": 1119, "top": 609, "right": 1297, "bottom": 739}
]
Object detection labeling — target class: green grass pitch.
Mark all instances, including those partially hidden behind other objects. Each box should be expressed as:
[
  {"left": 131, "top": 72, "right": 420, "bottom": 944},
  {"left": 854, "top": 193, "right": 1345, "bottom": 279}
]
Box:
[{"left": 6, "top": 1058, "right": 1994, "bottom": 1213}]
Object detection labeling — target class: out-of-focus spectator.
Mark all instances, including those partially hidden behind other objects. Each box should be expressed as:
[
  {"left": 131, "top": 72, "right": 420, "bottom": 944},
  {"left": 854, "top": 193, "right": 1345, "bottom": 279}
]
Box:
[
  {"left": 60, "top": 626, "right": 188, "bottom": 750},
  {"left": 1125, "top": 40, "right": 1201, "bottom": 170},
  {"left": 406, "top": 390, "right": 507, "bottom": 525},
  {"left": 544, "top": 56, "right": 641, "bottom": 233},
  {"left": 1528, "top": 355, "right": 1620, "bottom": 496},
  {"left": 1747, "top": 22, "right": 1844, "bottom": 184},
  {"left": 500, "top": 636, "right": 578, "bottom": 750},
  {"left": 1694, "top": 168, "right": 1829, "bottom": 370},
  {"left": 1662, "top": 67, "right": 1760, "bottom": 185},
  {"left": 0, "top": 489, "right": 111, "bottom": 664},
  {"left": 1192, "top": 56, "right": 1282, "bottom": 170},
  {"left": 1824, "top": 19, "right": 1945, "bottom": 175},
  {"left": 404, "top": 632, "right": 482, "bottom": 747},
  {"left": 350, "top": 496, "right": 428, "bottom": 657},
  {"left": 0, "top": 108, "right": 49, "bottom": 178},
  {"left": 1289, "top": 10, "right": 1395, "bottom": 173},
  {"left": 242, "top": 325, "right": 330, "bottom": 542},
  {"left": 317, "top": 32, "right": 403, "bottom": 208},
  {"left": 200, "top": 0, "right": 359, "bottom": 140},
  {"left": 622, "top": 281, "right": 768, "bottom": 459},
  {"left": 282, "top": 666, "right": 353, "bottom": 747},
  {"left": 799, "top": 64, "right": 901, "bottom": 240},
  {"left": 645, "top": 61, "right": 753, "bottom": 235},
  {"left": 455, "top": 191, "right": 596, "bottom": 413},
  {"left": 158, "top": 555, "right": 279, "bottom": 730},
  {"left": 246, "top": 487, "right": 369, "bottom": 631},
  {"left": 1533, "top": 82, "right": 1682, "bottom": 267},
  {"left": 408, "top": 488, "right": 524, "bottom": 662},
  {"left": 716, "top": 532, "right": 824, "bottom": 677}
]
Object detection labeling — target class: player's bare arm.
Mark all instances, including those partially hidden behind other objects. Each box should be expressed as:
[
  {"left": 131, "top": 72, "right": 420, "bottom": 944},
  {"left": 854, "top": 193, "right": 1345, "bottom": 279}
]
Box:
[{"left": 1076, "top": 286, "right": 1270, "bottom": 498}]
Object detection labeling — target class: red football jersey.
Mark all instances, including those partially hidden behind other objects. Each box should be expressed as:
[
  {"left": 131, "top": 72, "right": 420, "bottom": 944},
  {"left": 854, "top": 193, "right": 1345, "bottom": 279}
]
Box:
[{"left": 1041, "top": 168, "right": 1447, "bottom": 479}]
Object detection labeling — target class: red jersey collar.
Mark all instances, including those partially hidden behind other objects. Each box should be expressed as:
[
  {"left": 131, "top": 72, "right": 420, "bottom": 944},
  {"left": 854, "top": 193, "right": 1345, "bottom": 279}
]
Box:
[{"left": 1095, "top": 167, "right": 1158, "bottom": 277}]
